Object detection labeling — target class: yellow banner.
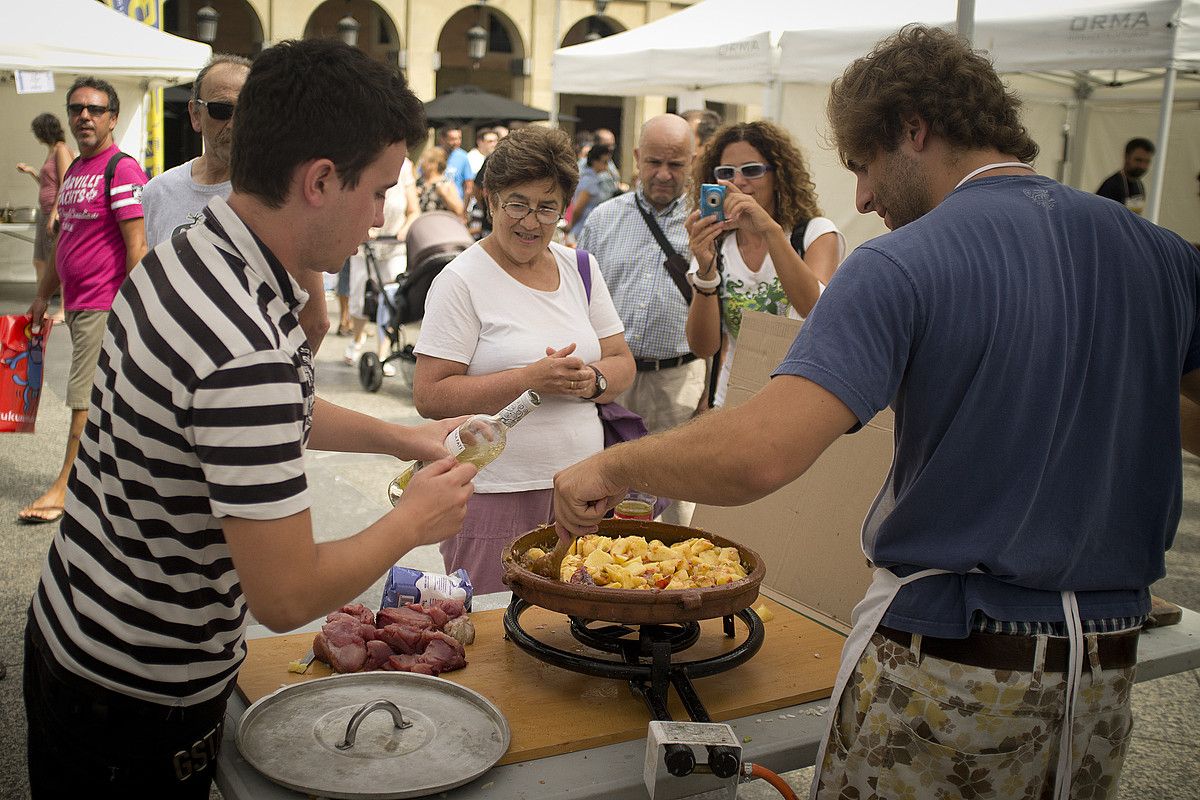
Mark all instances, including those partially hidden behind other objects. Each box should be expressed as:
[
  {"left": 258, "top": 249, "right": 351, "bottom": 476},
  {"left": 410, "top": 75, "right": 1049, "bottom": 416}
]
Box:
[{"left": 103, "top": 1, "right": 164, "bottom": 178}]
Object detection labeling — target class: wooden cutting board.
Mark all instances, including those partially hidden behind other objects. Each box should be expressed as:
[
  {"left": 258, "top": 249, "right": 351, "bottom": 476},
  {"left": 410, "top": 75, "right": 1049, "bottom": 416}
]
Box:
[{"left": 236, "top": 598, "right": 844, "bottom": 765}]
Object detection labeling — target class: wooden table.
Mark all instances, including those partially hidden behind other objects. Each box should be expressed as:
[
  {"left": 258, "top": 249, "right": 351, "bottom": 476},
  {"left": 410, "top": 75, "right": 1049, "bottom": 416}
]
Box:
[{"left": 216, "top": 591, "right": 1200, "bottom": 800}]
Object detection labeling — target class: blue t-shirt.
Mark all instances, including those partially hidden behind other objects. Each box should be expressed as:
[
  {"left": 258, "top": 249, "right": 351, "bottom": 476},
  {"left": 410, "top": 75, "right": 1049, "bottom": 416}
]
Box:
[
  {"left": 444, "top": 147, "right": 475, "bottom": 199},
  {"left": 775, "top": 174, "right": 1200, "bottom": 637},
  {"left": 571, "top": 167, "right": 609, "bottom": 233}
]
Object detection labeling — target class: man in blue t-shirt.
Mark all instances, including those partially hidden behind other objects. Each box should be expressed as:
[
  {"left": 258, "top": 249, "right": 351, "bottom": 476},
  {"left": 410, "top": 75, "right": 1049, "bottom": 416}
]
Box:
[
  {"left": 554, "top": 25, "right": 1200, "bottom": 799},
  {"left": 438, "top": 125, "right": 475, "bottom": 204}
]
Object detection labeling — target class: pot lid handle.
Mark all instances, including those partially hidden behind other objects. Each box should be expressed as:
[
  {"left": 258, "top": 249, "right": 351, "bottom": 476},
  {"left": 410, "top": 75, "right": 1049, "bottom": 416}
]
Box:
[{"left": 335, "top": 698, "right": 413, "bottom": 751}]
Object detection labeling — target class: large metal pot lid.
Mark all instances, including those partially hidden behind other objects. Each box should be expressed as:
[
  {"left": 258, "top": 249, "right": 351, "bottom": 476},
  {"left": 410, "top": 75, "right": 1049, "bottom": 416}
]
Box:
[{"left": 237, "top": 672, "right": 510, "bottom": 799}]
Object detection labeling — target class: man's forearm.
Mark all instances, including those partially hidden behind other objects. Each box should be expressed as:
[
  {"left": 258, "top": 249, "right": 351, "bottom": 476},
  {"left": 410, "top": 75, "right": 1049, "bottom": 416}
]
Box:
[{"left": 596, "top": 375, "right": 855, "bottom": 507}]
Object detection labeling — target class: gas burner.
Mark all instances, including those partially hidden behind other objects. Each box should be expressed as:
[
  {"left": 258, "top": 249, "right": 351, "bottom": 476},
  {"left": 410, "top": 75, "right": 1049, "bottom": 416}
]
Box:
[{"left": 503, "top": 597, "right": 764, "bottom": 779}]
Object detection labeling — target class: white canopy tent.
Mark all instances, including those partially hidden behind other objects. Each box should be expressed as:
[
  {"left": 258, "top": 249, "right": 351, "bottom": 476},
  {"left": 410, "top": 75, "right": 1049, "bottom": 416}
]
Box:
[
  {"left": 553, "top": 0, "right": 1200, "bottom": 246},
  {"left": 1, "top": 0, "right": 210, "bottom": 280}
]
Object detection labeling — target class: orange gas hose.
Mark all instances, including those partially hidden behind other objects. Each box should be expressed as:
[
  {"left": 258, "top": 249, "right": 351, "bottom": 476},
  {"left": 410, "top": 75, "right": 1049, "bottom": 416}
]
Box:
[{"left": 747, "top": 762, "right": 800, "bottom": 800}]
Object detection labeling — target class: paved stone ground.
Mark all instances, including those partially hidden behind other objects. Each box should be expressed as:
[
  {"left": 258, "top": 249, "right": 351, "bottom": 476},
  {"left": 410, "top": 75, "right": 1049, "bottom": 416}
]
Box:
[{"left": 0, "top": 280, "right": 1196, "bottom": 799}]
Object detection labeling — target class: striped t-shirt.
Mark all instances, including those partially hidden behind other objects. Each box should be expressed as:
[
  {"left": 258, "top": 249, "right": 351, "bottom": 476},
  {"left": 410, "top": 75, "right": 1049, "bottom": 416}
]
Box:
[{"left": 32, "top": 195, "right": 314, "bottom": 706}]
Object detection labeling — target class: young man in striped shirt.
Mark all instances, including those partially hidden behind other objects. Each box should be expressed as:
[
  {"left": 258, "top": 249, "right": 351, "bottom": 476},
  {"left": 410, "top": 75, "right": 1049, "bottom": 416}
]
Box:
[{"left": 23, "top": 40, "right": 477, "bottom": 797}]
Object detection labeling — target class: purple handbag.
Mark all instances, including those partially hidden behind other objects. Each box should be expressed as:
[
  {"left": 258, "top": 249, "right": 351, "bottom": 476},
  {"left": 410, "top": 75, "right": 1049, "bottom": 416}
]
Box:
[{"left": 576, "top": 250, "right": 671, "bottom": 517}]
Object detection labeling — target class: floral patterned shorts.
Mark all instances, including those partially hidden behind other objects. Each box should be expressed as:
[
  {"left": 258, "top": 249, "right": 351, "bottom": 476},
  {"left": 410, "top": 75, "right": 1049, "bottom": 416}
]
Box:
[{"left": 814, "top": 630, "right": 1136, "bottom": 800}]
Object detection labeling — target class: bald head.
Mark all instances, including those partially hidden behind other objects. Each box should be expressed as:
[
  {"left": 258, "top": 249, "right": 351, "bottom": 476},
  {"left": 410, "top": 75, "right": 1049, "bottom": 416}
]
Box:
[{"left": 635, "top": 114, "right": 695, "bottom": 209}]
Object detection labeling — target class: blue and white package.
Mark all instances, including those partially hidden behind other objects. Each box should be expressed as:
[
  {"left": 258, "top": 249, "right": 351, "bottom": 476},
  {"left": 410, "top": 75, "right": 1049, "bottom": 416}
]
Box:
[{"left": 382, "top": 566, "right": 473, "bottom": 611}]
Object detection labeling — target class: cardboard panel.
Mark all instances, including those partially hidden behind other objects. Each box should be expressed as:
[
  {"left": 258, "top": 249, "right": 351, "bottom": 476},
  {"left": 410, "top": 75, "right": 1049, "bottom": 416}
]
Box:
[{"left": 691, "top": 312, "right": 888, "bottom": 627}]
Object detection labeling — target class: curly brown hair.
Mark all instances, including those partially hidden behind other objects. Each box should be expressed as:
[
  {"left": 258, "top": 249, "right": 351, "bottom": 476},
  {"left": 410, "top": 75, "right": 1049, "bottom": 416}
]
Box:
[
  {"left": 483, "top": 126, "right": 579, "bottom": 209},
  {"left": 692, "top": 120, "right": 821, "bottom": 231},
  {"left": 828, "top": 25, "right": 1038, "bottom": 168}
]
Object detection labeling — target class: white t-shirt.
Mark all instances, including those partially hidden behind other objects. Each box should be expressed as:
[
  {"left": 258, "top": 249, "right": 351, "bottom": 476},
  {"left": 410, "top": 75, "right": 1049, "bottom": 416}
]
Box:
[
  {"left": 690, "top": 217, "right": 845, "bottom": 406},
  {"left": 140, "top": 158, "right": 231, "bottom": 248},
  {"left": 349, "top": 160, "right": 417, "bottom": 316},
  {"left": 415, "top": 241, "right": 625, "bottom": 492}
]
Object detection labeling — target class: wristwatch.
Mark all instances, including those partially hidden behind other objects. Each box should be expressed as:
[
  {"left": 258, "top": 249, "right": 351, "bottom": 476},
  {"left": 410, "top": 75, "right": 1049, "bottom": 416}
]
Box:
[{"left": 586, "top": 365, "right": 608, "bottom": 400}]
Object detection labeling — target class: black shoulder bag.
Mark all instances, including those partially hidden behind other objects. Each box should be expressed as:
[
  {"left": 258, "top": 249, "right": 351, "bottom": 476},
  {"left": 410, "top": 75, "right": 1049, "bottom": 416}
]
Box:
[{"left": 632, "top": 195, "right": 692, "bottom": 304}]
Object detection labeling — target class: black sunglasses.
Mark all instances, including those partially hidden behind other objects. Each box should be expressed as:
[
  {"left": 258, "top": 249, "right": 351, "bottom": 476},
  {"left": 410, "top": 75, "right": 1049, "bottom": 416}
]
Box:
[
  {"left": 66, "top": 103, "right": 111, "bottom": 117},
  {"left": 195, "top": 99, "right": 235, "bottom": 121}
]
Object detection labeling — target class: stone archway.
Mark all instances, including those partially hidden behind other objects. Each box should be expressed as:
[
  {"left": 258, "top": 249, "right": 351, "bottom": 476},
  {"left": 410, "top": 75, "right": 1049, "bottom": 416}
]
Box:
[
  {"left": 435, "top": 5, "right": 527, "bottom": 102},
  {"left": 164, "top": 0, "right": 264, "bottom": 58},
  {"left": 304, "top": 0, "right": 403, "bottom": 67},
  {"left": 558, "top": 16, "right": 626, "bottom": 170}
]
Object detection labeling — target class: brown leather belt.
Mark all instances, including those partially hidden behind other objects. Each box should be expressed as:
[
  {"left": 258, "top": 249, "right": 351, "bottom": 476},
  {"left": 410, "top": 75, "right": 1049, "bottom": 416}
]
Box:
[
  {"left": 876, "top": 624, "right": 1139, "bottom": 673},
  {"left": 634, "top": 353, "right": 697, "bottom": 372}
]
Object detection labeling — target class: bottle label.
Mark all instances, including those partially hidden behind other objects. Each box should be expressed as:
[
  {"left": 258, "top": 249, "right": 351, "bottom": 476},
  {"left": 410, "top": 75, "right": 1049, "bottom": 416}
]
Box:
[
  {"left": 443, "top": 428, "right": 469, "bottom": 457},
  {"left": 497, "top": 390, "right": 540, "bottom": 429}
]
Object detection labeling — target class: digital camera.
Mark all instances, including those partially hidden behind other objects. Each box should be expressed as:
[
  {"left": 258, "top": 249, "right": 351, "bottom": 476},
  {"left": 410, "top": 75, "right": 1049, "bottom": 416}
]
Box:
[{"left": 699, "top": 183, "right": 726, "bottom": 221}]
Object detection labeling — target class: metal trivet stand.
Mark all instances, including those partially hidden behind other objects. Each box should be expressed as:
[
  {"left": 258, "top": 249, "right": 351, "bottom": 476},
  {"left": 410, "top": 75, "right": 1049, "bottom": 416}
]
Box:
[{"left": 503, "top": 597, "right": 764, "bottom": 778}]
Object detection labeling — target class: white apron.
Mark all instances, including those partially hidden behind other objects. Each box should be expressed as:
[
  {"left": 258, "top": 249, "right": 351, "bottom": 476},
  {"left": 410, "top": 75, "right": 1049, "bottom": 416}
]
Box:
[{"left": 809, "top": 567, "right": 1084, "bottom": 800}]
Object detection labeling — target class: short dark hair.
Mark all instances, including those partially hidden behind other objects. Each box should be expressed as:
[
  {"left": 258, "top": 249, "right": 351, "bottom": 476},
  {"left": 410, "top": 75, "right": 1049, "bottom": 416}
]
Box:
[
  {"left": 66, "top": 76, "right": 119, "bottom": 115},
  {"left": 438, "top": 125, "right": 461, "bottom": 141},
  {"left": 1125, "top": 137, "right": 1155, "bottom": 156},
  {"left": 681, "top": 108, "right": 723, "bottom": 145},
  {"left": 586, "top": 143, "right": 612, "bottom": 167},
  {"left": 476, "top": 127, "right": 496, "bottom": 143},
  {"left": 483, "top": 126, "right": 578, "bottom": 209},
  {"left": 230, "top": 39, "right": 426, "bottom": 208},
  {"left": 827, "top": 25, "right": 1038, "bottom": 167},
  {"left": 192, "top": 53, "right": 252, "bottom": 103},
  {"left": 31, "top": 113, "right": 65, "bottom": 145}
]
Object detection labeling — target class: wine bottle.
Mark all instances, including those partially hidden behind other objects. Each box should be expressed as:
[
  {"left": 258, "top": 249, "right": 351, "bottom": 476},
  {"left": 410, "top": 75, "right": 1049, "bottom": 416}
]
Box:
[{"left": 388, "top": 390, "right": 541, "bottom": 505}]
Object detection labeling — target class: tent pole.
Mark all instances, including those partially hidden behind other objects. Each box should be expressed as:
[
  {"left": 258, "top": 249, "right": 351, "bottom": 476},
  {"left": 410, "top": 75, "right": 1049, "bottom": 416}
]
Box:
[
  {"left": 1065, "top": 78, "right": 1093, "bottom": 189},
  {"left": 957, "top": 0, "right": 976, "bottom": 45},
  {"left": 549, "top": 0, "right": 563, "bottom": 128},
  {"left": 1145, "top": 67, "right": 1177, "bottom": 224}
]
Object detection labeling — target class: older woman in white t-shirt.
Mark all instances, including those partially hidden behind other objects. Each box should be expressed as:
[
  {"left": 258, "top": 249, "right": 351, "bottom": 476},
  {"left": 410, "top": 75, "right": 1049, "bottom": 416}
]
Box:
[
  {"left": 684, "top": 121, "right": 846, "bottom": 407},
  {"left": 413, "top": 126, "right": 635, "bottom": 592}
]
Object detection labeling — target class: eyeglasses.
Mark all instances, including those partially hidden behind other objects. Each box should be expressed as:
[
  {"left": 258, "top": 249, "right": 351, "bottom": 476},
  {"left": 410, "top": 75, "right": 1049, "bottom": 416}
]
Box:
[
  {"left": 499, "top": 201, "right": 562, "bottom": 226},
  {"left": 194, "top": 99, "right": 235, "bottom": 121},
  {"left": 713, "top": 162, "right": 774, "bottom": 181},
  {"left": 66, "top": 103, "right": 111, "bottom": 117}
]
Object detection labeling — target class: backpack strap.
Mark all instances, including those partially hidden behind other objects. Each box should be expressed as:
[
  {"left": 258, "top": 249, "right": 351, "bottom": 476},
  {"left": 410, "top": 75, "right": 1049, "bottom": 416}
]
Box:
[
  {"left": 576, "top": 248, "right": 592, "bottom": 302},
  {"left": 103, "top": 151, "right": 135, "bottom": 206},
  {"left": 789, "top": 218, "right": 811, "bottom": 258}
]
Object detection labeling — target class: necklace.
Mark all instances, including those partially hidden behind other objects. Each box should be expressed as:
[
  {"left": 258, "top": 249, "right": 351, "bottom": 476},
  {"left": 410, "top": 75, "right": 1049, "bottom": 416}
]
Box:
[{"left": 953, "top": 161, "right": 1035, "bottom": 191}]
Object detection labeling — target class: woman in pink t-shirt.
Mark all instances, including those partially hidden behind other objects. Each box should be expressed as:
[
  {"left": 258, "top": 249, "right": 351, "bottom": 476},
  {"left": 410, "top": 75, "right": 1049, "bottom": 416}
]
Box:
[{"left": 16, "top": 113, "right": 73, "bottom": 317}]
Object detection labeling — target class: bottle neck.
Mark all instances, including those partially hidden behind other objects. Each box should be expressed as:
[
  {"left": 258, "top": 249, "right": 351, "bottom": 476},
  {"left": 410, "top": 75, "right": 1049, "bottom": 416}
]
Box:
[{"left": 495, "top": 390, "right": 540, "bottom": 429}]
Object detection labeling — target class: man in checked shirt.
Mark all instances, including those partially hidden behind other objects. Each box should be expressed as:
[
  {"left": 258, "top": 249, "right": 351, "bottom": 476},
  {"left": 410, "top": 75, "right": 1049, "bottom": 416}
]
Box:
[{"left": 576, "top": 114, "right": 703, "bottom": 525}]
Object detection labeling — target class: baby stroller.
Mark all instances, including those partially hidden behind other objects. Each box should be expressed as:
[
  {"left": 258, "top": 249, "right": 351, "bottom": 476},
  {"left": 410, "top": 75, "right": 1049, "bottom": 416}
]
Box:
[{"left": 358, "top": 210, "right": 475, "bottom": 392}]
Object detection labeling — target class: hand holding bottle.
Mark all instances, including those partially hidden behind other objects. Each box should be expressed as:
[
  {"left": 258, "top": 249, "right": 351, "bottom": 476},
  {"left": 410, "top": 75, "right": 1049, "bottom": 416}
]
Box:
[
  {"left": 525, "top": 343, "right": 593, "bottom": 397},
  {"left": 389, "top": 390, "right": 541, "bottom": 503},
  {"left": 387, "top": 456, "right": 477, "bottom": 548},
  {"left": 399, "top": 417, "right": 470, "bottom": 463}
]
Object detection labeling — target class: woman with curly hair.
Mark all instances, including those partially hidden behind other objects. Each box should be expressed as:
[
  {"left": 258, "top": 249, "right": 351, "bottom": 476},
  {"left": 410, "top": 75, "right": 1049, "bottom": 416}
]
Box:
[{"left": 684, "top": 120, "right": 845, "bottom": 407}]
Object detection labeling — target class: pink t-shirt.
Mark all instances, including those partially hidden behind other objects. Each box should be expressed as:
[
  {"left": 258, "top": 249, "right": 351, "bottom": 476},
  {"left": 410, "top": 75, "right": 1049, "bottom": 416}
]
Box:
[{"left": 55, "top": 144, "right": 146, "bottom": 311}]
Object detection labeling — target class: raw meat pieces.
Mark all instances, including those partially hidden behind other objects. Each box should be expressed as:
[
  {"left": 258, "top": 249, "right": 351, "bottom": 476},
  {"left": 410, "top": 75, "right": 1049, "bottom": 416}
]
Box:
[{"left": 311, "top": 601, "right": 472, "bottom": 676}]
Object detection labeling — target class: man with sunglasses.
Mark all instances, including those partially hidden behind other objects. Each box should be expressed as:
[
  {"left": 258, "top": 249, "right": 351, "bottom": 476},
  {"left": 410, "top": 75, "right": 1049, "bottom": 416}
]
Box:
[
  {"left": 19, "top": 77, "right": 147, "bottom": 526},
  {"left": 141, "top": 55, "right": 331, "bottom": 352}
]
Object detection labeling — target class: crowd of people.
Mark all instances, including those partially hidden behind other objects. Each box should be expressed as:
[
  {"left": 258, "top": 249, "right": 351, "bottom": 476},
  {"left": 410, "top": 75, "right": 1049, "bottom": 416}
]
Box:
[{"left": 10, "top": 21, "right": 1199, "bottom": 800}]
